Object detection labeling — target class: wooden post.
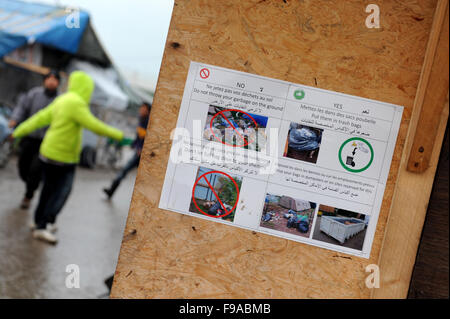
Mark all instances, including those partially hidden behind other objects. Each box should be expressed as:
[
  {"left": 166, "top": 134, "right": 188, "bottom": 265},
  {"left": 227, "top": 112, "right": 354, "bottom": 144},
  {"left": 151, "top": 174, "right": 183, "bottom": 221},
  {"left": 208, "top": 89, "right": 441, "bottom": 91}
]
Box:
[{"left": 407, "top": 0, "right": 449, "bottom": 173}]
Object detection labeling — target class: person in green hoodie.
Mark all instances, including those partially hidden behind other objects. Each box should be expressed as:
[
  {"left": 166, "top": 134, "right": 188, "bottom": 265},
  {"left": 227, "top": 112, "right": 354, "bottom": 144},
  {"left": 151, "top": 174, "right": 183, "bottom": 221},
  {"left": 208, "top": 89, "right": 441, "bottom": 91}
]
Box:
[{"left": 12, "top": 71, "right": 124, "bottom": 244}]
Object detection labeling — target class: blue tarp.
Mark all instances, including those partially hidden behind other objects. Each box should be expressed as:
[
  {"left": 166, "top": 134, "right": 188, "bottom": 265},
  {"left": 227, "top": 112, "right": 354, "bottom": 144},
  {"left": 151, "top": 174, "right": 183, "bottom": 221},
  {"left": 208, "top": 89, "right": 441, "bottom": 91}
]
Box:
[{"left": 0, "top": 0, "right": 89, "bottom": 57}]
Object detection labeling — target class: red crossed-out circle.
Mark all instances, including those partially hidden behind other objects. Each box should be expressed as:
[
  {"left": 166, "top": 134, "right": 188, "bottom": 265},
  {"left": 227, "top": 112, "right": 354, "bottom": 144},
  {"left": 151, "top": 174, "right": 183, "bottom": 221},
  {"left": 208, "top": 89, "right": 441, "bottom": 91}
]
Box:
[
  {"left": 192, "top": 170, "right": 240, "bottom": 218},
  {"left": 209, "top": 108, "right": 259, "bottom": 148},
  {"left": 199, "top": 68, "right": 210, "bottom": 79}
]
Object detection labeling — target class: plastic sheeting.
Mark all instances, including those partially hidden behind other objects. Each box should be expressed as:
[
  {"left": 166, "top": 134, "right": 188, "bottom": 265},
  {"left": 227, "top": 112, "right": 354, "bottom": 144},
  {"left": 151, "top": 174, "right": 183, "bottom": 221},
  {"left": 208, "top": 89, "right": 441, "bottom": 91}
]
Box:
[
  {"left": 0, "top": 0, "right": 89, "bottom": 57},
  {"left": 66, "top": 59, "right": 128, "bottom": 111}
]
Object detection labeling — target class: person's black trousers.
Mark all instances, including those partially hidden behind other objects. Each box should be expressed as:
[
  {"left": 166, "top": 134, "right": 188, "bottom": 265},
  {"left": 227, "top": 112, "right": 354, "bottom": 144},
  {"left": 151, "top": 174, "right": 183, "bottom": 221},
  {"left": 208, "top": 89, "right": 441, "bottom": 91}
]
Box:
[
  {"left": 107, "top": 153, "right": 140, "bottom": 196},
  {"left": 34, "top": 161, "right": 75, "bottom": 229},
  {"left": 18, "top": 137, "right": 43, "bottom": 199},
  {"left": 114, "top": 153, "right": 140, "bottom": 184}
]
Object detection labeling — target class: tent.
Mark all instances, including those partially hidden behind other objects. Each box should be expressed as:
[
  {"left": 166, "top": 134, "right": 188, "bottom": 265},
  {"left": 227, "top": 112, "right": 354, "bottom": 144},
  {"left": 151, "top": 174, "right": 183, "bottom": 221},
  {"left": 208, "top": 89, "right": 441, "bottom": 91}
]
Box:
[{"left": 279, "top": 196, "right": 311, "bottom": 211}]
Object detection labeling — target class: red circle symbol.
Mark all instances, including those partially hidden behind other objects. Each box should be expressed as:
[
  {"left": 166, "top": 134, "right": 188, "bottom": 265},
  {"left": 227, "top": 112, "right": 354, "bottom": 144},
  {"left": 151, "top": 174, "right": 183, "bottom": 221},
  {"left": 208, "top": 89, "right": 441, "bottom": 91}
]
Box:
[
  {"left": 199, "top": 68, "right": 210, "bottom": 79},
  {"left": 192, "top": 170, "right": 240, "bottom": 219},
  {"left": 209, "top": 108, "right": 259, "bottom": 148}
]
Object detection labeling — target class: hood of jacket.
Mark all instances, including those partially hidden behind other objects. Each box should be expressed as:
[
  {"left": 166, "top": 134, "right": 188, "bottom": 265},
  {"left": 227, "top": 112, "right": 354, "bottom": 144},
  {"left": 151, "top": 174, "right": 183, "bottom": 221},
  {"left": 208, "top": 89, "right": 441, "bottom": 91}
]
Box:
[{"left": 67, "top": 71, "right": 94, "bottom": 104}]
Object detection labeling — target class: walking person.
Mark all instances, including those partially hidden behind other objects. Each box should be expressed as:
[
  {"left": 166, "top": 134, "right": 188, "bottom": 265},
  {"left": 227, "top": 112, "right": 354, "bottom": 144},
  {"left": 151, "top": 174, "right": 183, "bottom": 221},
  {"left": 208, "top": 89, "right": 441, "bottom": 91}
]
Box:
[
  {"left": 103, "top": 102, "right": 151, "bottom": 199},
  {"left": 8, "top": 70, "right": 60, "bottom": 209},
  {"left": 11, "top": 71, "right": 124, "bottom": 244}
]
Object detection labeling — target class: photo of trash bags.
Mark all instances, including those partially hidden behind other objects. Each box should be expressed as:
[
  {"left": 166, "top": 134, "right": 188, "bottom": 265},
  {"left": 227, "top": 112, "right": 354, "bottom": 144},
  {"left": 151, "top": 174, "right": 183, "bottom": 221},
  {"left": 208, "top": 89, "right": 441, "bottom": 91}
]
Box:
[
  {"left": 204, "top": 105, "right": 268, "bottom": 151},
  {"left": 283, "top": 123, "right": 323, "bottom": 164},
  {"left": 260, "top": 193, "right": 316, "bottom": 238}
]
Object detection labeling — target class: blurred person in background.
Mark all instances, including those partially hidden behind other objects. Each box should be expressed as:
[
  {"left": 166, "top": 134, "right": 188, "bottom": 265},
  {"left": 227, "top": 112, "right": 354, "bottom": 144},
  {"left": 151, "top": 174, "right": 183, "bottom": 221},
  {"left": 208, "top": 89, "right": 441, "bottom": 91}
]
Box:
[
  {"left": 103, "top": 102, "right": 151, "bottom": 199},
  {"left": 8, "top": 70, "right": 60, "bottom": 209},
  {"left": 11, "top": 71, "right": 124, "bottom": 244}
]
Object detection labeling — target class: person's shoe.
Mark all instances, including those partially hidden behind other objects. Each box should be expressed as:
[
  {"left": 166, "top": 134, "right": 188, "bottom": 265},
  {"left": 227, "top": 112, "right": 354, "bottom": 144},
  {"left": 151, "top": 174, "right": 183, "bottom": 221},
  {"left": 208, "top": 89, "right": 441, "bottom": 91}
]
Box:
[
  {"left": 46, "top": 223, "right": 58, "bottom": 233},
  {"left": 32, "top": 229, "right": 58, "bottom": 244},
  {"left": 103, "top": 180, "right": 120, "bottom": 200},
  {"left": 20, "top": 197, "right": 31, "bottom": 209},
  {"left": 103, "top": 188, "right": 113, "bottom": 199}
]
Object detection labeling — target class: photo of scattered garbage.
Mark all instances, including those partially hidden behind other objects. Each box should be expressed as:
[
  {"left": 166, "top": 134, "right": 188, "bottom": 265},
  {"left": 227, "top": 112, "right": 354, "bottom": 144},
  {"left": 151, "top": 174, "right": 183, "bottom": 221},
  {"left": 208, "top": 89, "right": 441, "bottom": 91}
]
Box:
[
  {"left": 312, "top": 205, "right": 370, "bottom": 250},
  {"left": 204, "top": 105, "right": 268, "bottom": 151},
  {"left": 260, "top": 194, "right": 316, "bottom": 238},
  {"left": 284, "top": 123, "right": 323, "bottom": 164},
  {"left": 189, "top": 166, "right": 243, "bottom": 222}
]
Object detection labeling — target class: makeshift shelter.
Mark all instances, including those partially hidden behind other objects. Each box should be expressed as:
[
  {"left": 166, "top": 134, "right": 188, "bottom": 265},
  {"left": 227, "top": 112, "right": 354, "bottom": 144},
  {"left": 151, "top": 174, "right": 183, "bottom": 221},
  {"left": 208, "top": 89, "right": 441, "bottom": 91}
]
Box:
[
  {"left": 279, "top": 196, "right": 311, "bottom": 211},
  {"left": 0, "top": 0, "right": 145, "bottom": 111},
  {"left": 0, "top": 0, "right": 89, "bottom": 57}
]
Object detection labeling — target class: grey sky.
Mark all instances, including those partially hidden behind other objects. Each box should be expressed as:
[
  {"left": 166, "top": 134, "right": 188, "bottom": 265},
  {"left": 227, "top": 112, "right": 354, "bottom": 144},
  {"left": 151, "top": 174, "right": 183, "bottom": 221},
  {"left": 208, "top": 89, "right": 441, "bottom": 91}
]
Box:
[{"left": 28, "top": 0, "right": 174, "bottom": 91}]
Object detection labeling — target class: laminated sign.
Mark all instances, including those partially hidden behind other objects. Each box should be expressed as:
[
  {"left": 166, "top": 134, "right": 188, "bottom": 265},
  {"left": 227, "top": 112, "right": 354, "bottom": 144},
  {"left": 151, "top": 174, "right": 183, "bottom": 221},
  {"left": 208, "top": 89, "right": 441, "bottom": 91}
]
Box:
[{"left": 159, "top": 62, "right": 403, "bottom": 258}]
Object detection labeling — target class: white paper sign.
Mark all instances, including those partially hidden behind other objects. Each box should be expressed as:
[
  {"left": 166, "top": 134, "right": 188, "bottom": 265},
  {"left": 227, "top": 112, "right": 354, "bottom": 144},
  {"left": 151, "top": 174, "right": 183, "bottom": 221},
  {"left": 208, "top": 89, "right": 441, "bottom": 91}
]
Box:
[{"left": 159, "top": 61, "right": 403, "bottom": 258}]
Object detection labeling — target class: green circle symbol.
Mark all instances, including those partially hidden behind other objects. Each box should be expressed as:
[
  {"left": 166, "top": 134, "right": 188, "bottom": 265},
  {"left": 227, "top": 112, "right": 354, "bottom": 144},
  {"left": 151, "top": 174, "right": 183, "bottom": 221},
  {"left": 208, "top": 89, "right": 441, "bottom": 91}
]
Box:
[{"left": 294, "top": 89, "right": 305, "bottom": 100}]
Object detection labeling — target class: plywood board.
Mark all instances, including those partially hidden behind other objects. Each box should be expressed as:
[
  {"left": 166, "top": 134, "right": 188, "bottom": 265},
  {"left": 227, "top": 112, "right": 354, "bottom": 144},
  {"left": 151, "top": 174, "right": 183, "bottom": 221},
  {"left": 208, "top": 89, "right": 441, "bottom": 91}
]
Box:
[{"left": 111, "top": 0, "right": 446, "bottom": 298}]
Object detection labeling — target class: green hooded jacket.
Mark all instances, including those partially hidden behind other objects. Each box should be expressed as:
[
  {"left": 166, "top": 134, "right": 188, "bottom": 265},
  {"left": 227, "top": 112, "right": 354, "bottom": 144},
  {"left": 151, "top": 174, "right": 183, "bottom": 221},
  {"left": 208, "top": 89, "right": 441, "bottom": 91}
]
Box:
[{"left": 13, "top": 71, "right": 124, "bottom": 164}]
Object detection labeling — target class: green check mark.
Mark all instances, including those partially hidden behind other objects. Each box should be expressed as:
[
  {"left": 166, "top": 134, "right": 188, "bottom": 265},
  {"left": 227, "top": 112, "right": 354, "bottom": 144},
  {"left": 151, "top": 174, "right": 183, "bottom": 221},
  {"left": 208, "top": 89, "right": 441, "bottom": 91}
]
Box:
[{"left": 294, "top": 89, "right": 305, "bottom": 100}]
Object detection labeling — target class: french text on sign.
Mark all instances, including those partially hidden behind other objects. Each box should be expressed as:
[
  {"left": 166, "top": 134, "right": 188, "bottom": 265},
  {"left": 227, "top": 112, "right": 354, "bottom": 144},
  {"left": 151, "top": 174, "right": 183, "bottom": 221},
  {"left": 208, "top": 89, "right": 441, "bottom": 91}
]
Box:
[{"left": 159, "top": 61, "right": 404, "bottom": 258}]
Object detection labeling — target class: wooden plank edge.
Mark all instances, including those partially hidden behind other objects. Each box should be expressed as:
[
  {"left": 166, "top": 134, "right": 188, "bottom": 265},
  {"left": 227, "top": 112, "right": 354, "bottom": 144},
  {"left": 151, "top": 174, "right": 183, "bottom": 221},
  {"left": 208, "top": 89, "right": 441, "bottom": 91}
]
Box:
[
  {"left": 407, "top": 0, "right": 449, "bottom": 172},
  {"left": 372, "top": 98, "right": 449, "bottom": 299},
  {"left": 2, "top": 56, "right": 50, "bottom": 75}
]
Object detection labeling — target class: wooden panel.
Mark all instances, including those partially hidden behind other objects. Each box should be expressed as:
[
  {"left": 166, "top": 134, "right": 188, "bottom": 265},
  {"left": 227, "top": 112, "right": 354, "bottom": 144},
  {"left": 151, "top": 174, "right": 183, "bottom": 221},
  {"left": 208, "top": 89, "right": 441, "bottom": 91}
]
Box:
[
  {"left": 111, "top": 0, "right": 441, "bottom": 298},
  {"left": 373, "top": 98, "right": 448, "bottom": 298}
]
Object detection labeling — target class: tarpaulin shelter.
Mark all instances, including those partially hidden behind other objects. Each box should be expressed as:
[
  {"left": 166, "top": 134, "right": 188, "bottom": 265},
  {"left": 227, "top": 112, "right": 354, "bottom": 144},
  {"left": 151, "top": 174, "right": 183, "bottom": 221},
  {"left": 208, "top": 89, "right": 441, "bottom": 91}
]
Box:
[
  {"left": 0, "top": 0, "right": 89, "bottom": 57},
  {"left": 0, "top": 0, "right": 145, "bottom": 111}
]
